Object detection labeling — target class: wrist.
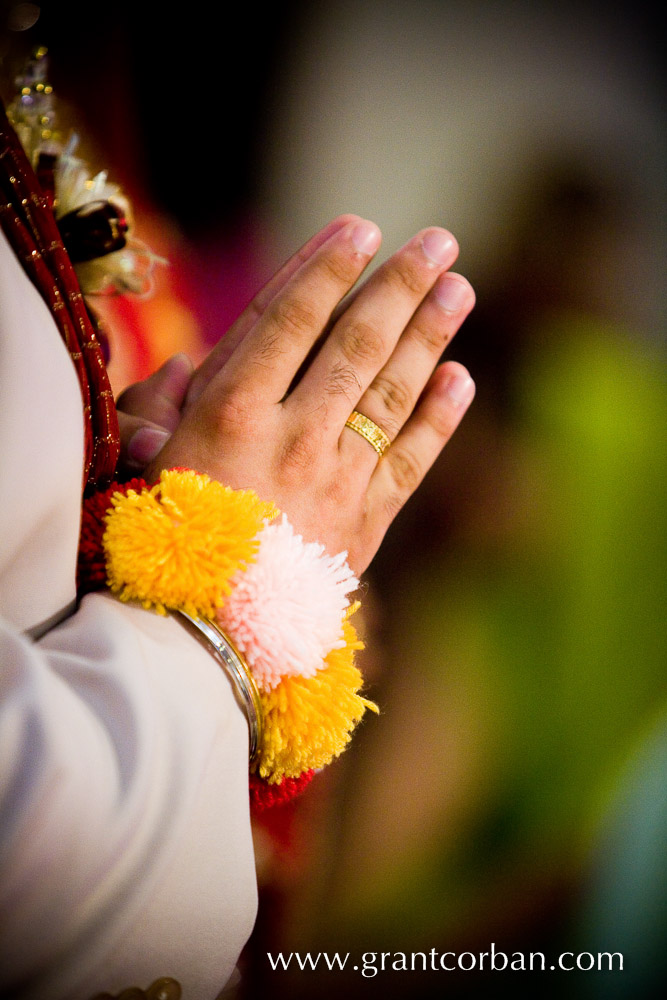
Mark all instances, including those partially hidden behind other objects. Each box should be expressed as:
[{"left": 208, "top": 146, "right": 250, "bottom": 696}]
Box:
[{"left": 78, "top": 468, "right": 377, "bottom": 809}]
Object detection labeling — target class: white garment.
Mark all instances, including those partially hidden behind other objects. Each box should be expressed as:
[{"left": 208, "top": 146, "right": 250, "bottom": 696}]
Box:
[{"left": 0, "top": 228, "right": 258, "bottom": 1000}]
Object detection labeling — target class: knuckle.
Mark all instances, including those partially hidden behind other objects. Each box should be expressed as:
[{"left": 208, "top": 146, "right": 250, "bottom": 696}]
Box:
[
  {"left": 410, "top": 316, "right": 451, "bottom": 355},
  {"left": 370, "top": 374, "right": 412, "bottom": 423},
  {"left": 320, "top": 250, "right": 359, "bottom": 287},
  {"left": 389, "top": 257, "right": 426, "bottom": 297},
  {"left": 199, "top": 386, "right": 255, "bottom": 439},
  {"left": 387, "top": 446, "right": 423, "bottom": 493},
  {"left": 339, "top": 318, "right": 386, "bottom": 367},
  {"left": 383, "top": 490, "right": 406, "bottom": 521},
  {"left": 255, "top": 329, "right": 283, "bottom": 364},
  {"left": 115, "top": 383, "right": 139, "bottom": 411},
  {"left": 271, "top": 295, "right": 320, "bottom": 339},
  {"left": 321, "top": 474, "right": 347, "bottom": 508},
  {"left": 324, "top": 362, "right": 362, "bottom": 401},
  {"left": 279, "top": 428, "right": 320, "bottom": 478}
]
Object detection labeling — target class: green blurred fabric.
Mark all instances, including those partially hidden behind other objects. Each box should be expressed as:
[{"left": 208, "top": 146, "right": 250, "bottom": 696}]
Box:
[{"left": 334, "top": 313, "right": 667, "bottom": 962}]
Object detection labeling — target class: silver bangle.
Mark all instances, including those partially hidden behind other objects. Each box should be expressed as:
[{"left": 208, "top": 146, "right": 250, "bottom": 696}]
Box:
[{"left": 176, "top": 611, "right": 262, "bottom": 762}]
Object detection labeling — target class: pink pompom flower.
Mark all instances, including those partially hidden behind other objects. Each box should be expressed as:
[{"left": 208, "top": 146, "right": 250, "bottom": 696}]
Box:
[{"left": 215, "top": 515, "right": 358, "bottom": 690}]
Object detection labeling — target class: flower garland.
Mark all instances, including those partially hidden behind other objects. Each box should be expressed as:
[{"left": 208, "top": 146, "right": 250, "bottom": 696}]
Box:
[
  {"left": 79, "top": 470, "right": 378, "bottom": 809},
  {"left": 1, "top": 48, "right": 164, "bottom": 490},
  {"left": 6, "top": 48, "right": 164, "bottom": 298}
]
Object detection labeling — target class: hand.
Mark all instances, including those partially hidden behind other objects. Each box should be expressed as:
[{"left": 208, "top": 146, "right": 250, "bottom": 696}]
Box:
[
  {"left": 145, "top": 215, "right": 476, "bottom": 575},
  {"left": 116, "top": 218, "right": 356, "bottom": 475},
  {"left": 115, "top": 353, "right": 193, "bottom": 477}
]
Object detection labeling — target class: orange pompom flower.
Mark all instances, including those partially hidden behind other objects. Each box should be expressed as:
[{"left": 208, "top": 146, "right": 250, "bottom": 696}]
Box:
[
  {"left": 103, "top": 469, "right": 276, "bottom": 617},
  {"left": 254, "top": 617, "right": 378, "bottom": 783}
]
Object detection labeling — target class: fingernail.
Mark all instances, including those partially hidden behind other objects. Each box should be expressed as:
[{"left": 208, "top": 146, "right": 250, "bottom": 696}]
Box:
[
  {"left": 444, "top": 372, "right": 475, "bottom": 407},
  {"left": 128, "top": 427, "right": 170, "bottom": 466},
  {"left": 434, "top": 275, "right": 470, "bottom": 312},
  {"left": 351, "top": 221, "right": 381, "bottom": 255},
  {"left": 421, "top": 229, "right": 456, "bottom": 266}
]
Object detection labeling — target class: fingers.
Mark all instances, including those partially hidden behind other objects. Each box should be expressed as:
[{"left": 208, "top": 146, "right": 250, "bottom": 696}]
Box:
[
  {"left": 117, "top": 352, "right": 192, "bottom": 429},
  {"left": 367, "top": 360, "right": 475, "bottom": 529},
  {"left": 285, "top": 228, "right": 459, "bottom": 424},
  {"left": 207, "top": 217, "right": 382, "bottom": 404},
  {"left": 185, "top": 214, "right": 361, "bottom": 408},
  {"left": 342, "top": 272, "right": 475, "bottom": 463},
  {"left": 118, "top": 416, "right": 171, "bottom": 474},
  {"left": 116, "top": 353, "right": 192, "bottom": 472},
  {"left": 137, "top": 221, "right": 475, "bottom": 578}
]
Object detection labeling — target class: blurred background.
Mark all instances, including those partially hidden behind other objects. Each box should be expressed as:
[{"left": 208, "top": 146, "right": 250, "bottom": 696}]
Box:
[{"left": 2, "top": 1, "right": 665, "bottom": 998}]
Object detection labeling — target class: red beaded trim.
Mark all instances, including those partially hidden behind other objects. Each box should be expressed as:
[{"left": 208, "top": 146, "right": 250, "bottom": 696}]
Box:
[
  {"left": 0, "top": 102, "right": 119, "bottom": 491},
  {"left": 77, "top": 478, "right": 148, "bottom": 595},
  {"left": 249, "top": 769, "right": 315, "bottom": 811}
]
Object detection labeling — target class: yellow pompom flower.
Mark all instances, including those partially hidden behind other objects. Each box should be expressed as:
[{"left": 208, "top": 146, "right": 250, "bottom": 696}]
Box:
[
  {"left": 103, "top": 469, "right": 276, "bottom": 616},
  {"left": 254, "top": 618, "right": 379, "bottom": 783}
]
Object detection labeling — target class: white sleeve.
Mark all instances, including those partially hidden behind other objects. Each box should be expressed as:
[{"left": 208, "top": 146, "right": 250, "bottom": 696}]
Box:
[{"left": 0, "top": 229, "right": 257, "bottom": 1000}]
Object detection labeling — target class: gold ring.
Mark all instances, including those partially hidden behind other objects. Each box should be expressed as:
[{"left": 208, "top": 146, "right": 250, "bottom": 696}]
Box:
[{"left": 344, "top": 410, "right": 391, "bottom": 457}]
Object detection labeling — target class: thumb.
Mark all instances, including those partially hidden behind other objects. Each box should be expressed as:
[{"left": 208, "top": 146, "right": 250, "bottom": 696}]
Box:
[
  {"left": 116, "top": 352, "right": 193, "bottom": 432},
  {"left": 118, "top": 413, "right": 171, "bottom": 474}
]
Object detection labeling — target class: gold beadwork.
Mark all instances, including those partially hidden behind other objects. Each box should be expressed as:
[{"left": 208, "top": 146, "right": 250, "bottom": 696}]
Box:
[{"left": 89, "top": 977, "right": 182, "bottom": 1000}]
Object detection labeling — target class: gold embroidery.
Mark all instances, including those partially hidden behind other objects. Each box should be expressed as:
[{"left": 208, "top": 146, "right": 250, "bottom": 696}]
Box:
[{"left": 90, "top": 977, "right": 182, "bottom": 1000}]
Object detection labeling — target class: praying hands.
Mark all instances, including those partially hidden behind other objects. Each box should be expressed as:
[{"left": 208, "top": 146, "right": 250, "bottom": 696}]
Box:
[{"left": 117, "top": 215, "right": 475, "bottom": 574}]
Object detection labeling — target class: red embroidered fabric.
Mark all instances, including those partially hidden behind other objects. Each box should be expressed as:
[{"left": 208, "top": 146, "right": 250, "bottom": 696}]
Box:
[{"left": 0, "top": 102, "right": 119, "bottom": 492}]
